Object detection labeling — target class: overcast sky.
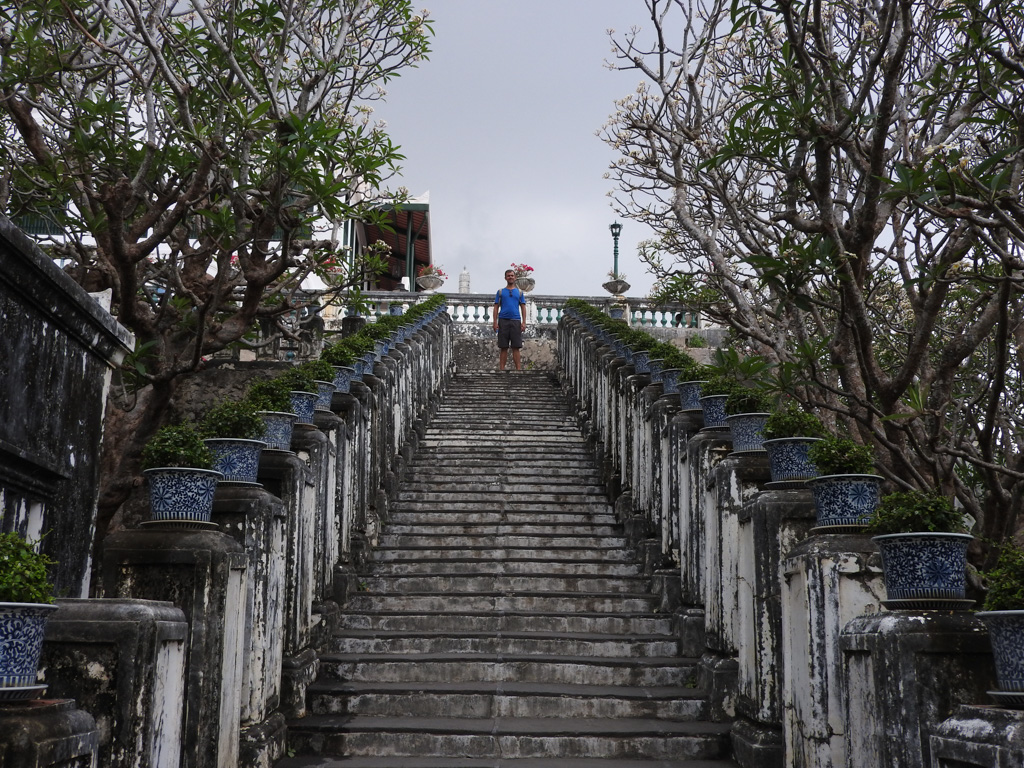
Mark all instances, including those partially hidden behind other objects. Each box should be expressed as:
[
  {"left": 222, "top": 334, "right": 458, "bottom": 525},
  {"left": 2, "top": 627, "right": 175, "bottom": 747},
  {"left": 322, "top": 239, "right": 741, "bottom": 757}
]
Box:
[{"left": 375, "top": 0, "right": 659, "bottom": 298}]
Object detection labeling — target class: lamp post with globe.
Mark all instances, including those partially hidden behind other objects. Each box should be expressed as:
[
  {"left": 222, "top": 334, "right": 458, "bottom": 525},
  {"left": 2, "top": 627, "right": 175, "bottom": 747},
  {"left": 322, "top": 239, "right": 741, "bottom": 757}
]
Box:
[{"left": 602, "top": 221, "right": 630, "bottom": 316}]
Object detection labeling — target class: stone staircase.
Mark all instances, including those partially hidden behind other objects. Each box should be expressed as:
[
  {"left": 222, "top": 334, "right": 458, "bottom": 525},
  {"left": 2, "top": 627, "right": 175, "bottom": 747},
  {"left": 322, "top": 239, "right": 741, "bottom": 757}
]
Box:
[{"left": 280, "top": 371, "right": 736, "bottom": 767}]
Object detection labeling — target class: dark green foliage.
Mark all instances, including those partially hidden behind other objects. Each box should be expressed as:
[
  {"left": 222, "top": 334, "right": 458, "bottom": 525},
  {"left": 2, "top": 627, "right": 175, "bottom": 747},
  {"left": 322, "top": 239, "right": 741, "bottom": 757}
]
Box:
[
  {"left": 298, "top": 358, "right": 335, "bottom": 383},
  {"left": 0, "top": 533, "right": 55, "bottom": 604},
  {"left": 865, "top": 491, "right": 967, "bottom": 534},
  {"left": 275, "top": 365, "right": 318, "bottom": 394},
  {"left": 199, "top": 399, "right": 265, "bottom": 440},
  {"left": 245, "top": 377, "right": 293, "bottom": 412},
  {"left": 725, "top": 387, "right": 773, "bottom": 414},
  {"left": 982, "top": 542, "right": 1024, "bottom": 611},
  {"left": 141, "top": 424, "right": 214, "bottom": 470},
  {"left": 686, "top": 335, "right": 708, "bottom": 348},
  {"left": 762, "top": 402, "right": 826, "bottom": 439},
  {"left": 321, "top": 342, "right": 357, "bottom": 366},
  {"left": 807, "top": 436, "right": 876, "bottom": 475}
]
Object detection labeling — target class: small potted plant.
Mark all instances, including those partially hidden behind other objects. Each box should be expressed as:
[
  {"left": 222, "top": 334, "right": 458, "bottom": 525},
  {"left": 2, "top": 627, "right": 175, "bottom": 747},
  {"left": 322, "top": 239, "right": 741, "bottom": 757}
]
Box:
[
  {"left": 865, "top": 490, "right": 972, "bottom": 609},
  {"left": 416, "top": 263, "right": 446, "bottom": 292},
  {"left": 0, "top": 533, "right": 57, "bottom": 699},
  {"left": 724, "top": 387, "right": 774, "bottom": 453},
  {"left": 298, "top": 358, "right": 337, "bottom": 413},
  {"left": 141, "top": 423, "right": 221, "bottom": 522},
  {"left": 510, "top": 262, "right": 535, "bottom": 293},
  {"left": 275, "top": 365, "right": 321, "bottom": 425},
  {"left": 761, "top": 402, "right": 827, "bottom": 486},
  {"left": 977, "top": 542, "right": 1024, "bottom": 705},
  {"left": 697, "top": 373, "right": 742, "bottom": 430},
  {"left": 321, "top": 342, "right": 358, "bottom": 394},
  {"left": 246, "top": 377, "right": 299, "bottom": 452},
  {"left": 659, "top": 346, "right": 702, "bottom": 402},
  {"left": 199, "top": 399, "right": 267, "bottom": 485},
  {"left": 805, "top": 436, "right": 883, "bottom": 528}
]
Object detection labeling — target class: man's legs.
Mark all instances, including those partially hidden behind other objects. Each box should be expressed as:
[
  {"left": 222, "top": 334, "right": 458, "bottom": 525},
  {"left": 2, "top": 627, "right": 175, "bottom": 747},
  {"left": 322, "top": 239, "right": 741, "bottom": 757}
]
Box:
[
  {"left": 512, "top": 348, "right": 521, "bottom": 371},
  {"left": 498, "top": 348, "right": 508, "bottom": 371}
]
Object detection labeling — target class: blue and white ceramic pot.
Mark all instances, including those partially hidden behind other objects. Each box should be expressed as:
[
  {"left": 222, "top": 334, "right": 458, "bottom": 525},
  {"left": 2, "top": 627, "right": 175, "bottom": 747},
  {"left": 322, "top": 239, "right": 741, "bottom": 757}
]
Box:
[
  {"left": 632, "top": 350, "right": 651, "bottom": 374},
  {"left": 144, "top": 467, "right": 223, "bottom": 522},
  {"left": 806, "top": 474, "right": 883, "bottom": 527},
  {"left": 314, "top": 380, "right": 336, "bottom": 411},
  {"left": 203, "top": 438, "right": 266, "bottom": 485},
  {"left": 647, "top": 359, "right": 664, "bottom": 383},
  {"left": 699, "top": 394, "right": 729, "bottom": 430},
  {"left": 975, "top": 611, "right": 1024, "bottom": 695},
  {"left": 679, "top": 381, "right": 706, "bottom": 411},
  {"left": 0, "top": 602, "right": 59, "bottom": 696},
  {"left": 332, "top": 366, "right": 355, "bottom": 394},
  {"left": 661, "top": 369, "right": 681, "bottom": 396},
  {"left": 725, "top": 413, "right": 770, "bottom": 453},
  {"left": 288, "top": 390, "right": 318, "bottom": 425},
  {"left": 389, "top": 303, "right": 404, "bottom": 316},
  {"left": 258, "top": 411, "right": 298, "bottom": 452},
  {"left": 873, "top": 532, "right": 973, "bottom": 605},
  {"left": 762, "top": 437, "right": 822, "bottom": 485}
]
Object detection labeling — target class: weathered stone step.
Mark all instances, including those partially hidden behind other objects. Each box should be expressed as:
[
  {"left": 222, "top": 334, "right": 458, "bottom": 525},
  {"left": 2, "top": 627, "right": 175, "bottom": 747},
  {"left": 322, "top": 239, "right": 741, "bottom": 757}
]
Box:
[
  {"left": 285, "top": 715, "right": 730, "bottom": 760},
  {"left": 405, "top": 458, "right": 596, "bottom": 470},
  {"left": 367, "top": 560, "right": 640, "bottom": 576},
  {"left": 368, "top": 547, "right": 636, "bottom": 563},
  {"left": 330, "top": 629, "right": 678, "bottom": 657},
  {"left": 337, "top": 610, "right": 674, "bottom": 635},
  {"left": 382, "top": 524, "right": 622, "bottom": 538},
  {"left": 307, "top": 680, "right": 706, "bottom": 719},
  {"left": 277, "top": 758, "right": 739, "bottom": 768},
  {"left": 376, "top": 535, "right": 628, "bottom": 550},
  {"left": 318, "top": 653, "right": 697, "bottom": 686},
  {"left": 357, "top": 574, "right": 649, "bottom": 594},
  {"left": 387, "top": 511, "right": 617, "bottom": 526},
  {"left": 404, "top": 465, "right": 601, "bottom": 478},
  {"left": 340, "top": 594, "right": 659, "bottom": 614},
  {"left": 393, "top": 491, "right": 608, "bottom": 505},
  {"left": 389, "top": 502, "right": 614, "bottom": 515}
]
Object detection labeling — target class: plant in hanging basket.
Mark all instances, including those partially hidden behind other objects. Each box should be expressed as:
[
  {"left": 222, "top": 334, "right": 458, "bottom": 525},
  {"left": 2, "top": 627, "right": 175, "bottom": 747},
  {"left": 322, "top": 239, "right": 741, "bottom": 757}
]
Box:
[
  {"left": 806, "top": 436, "right": 882, "bottom": 528},
  {"left": 866, "top": 491, "right": 973, "bottom": 609},
  {"left": 0, "top": 533, "right": 58, "bottom": 698}
]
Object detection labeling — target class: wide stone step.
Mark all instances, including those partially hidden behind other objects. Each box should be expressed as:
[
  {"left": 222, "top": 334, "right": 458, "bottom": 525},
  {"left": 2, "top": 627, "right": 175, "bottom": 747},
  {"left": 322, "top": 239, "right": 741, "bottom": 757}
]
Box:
[
  {"left": 318, "top": 653, "right": 697, "bottom": 686},
  {"left": 307, "top": 680, "right": 706, "bottom": 719},
  {"left": 357, "top": 574, "right": 649, "bottom": 594},
  {"left": 388, "top": 502, "right": 615, "bottom": 516},
  {"left": 337, "top": 611, "right": 674, "bottom": 635},
  {"left": 382, "top": 524, "right": 622, "bottom": 538},
  {"left": 367, "top": 561, "right": 641, "bottom": 576},
  {"left": 341, "top": 594, "right": 660, "bottom": 614},
  {"left": 278, "top": 758, "right": 739, "bottom": 768},
  {"left": 369, "top": 547, "right": 637, "bottom": 563},
  {"left": 285, "top": 715, "right": 730, "bottom": 760},
  {"left": 376, "top": 535, "right": 628, "bottom": 550},
  {"left": 387, "top": 511, "right": 617, "bottom": 526},
  {"left": 393, "top": 490, "right": 608, "bottom": 505},
  {"left": 403, "top": 466, "right": 602, "bottom": 479},
  {"left": 330, "top": 630, "right": 678, "bottom": 657}
]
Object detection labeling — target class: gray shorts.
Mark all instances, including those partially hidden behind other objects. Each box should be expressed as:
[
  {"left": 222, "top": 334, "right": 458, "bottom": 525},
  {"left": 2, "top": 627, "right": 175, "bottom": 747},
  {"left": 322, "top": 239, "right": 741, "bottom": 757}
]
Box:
[{"left": 497, "top": 318, "right": 523, "bottom": 349}]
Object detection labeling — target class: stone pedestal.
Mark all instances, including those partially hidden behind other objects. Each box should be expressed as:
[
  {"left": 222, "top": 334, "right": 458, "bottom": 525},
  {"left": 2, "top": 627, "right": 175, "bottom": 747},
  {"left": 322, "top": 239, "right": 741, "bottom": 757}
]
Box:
[
  {"left": 102, "top": 529, "right": 247, "bottom": 768},
  {"left": 930, "top": 704, "right": 1024, "bottom": 766},
  {"left": 732, "top": 489, "right": 815, "bottom": 768},
  {"left": 680, "top": 430, "right": 731, "bottom": 607},
  {"left": 40, "top": 598, "right": 187, "bottom": 768},
  {"left": 781, "top": 533, "right": 885, "bottom": 768},
  {"left": 0, "top": 699, "right": 99, "bottom": 768},
  {"left": 842, "top": 611, "right": 994, "bottom": 768}
]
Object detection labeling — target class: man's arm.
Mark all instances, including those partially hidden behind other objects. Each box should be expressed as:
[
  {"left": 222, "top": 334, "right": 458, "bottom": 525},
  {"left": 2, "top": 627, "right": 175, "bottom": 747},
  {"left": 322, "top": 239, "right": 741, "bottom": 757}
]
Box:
[
  {"left": 493, "top": 300, "right": 500, "bottom": 331},
  {"left": 520, "top": 300, "right": 526, "bottom": 330}
]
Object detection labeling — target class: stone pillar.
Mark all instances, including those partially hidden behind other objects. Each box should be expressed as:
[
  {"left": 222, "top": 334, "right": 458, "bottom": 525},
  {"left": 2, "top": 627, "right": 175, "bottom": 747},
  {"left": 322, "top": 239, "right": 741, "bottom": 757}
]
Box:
[
  {"left": 40, "top": 598, "right": 187, "bottom": 768},
  {"left": 780, "top": 533, "right": 885, "bottom": 768},
  {"left": 732, "top": 489, "right": 816, "bottom": 768},
  {"left": 841, "top": 611, "right": 993, "bottom": 768},
  {"left": 0, "top": 699, "right": 100, "bottom": 768},
  {"left": 211, "top": 486, "right": 287, "bottom": 767},
  {"left": 102, "top": 529, "right": 248, "bottom": 768},
  {"left": 681, "top": 430, "right": 731, "bottom": 607}
]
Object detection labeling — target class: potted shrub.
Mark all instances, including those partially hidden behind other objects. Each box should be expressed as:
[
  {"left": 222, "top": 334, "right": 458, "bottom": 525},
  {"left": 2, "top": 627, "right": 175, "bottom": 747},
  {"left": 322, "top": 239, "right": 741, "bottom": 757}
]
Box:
[
  {"left": 697, "top": 373, "right": 742, "bottom": 430},
  {"left": 416, "top": 263, "right": 446, "bottom": 292},
  {"left": 976, "top": 542, "right": 1024, "bottom": 705},
  {"left": 0, "top": 533, "right": 57, "bottom": 699},
  {"left": 141, "top": 423, "right": 221, "bottom": 522},
  {"left": 298, "top": 358, "right": 337, "bottom": 412},
  {"left": 511, "top": 262, "right": 535, "bottom": 293},
  {"left": 275, "top": 366, "right": 320, "bottom": 425},
  {"left": 724, "top": 388, "right": 774, "bottom": 453},
  {"left": 199, "top": 399, "right": 267, "bottom": 485},
  {"left": 658, "top": 346, "right": 701, "bottom": 400},
  {"left": 865, "top": 490, "right": 973, "bottom": 609},
  {"left": 761, "top": 402, "right": 827, "bottom": 486},
  {"left": 321, "top": 342, "right": 358, "bottom": 393},
  {"left": 805, "top": 436, "right": 883, "bottom": 528},
  {"left": 246, "top": 377, "right": 299, "bottom": 452}
]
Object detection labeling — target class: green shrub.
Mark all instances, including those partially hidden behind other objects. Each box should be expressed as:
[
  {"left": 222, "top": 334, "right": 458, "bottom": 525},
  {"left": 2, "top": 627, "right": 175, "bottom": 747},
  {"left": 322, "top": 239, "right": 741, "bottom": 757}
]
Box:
[
  {"left": 199, "top": 399, "right": 265, "bottom": 440},
  {"left": 275, "top": 365, "right": 318, "bottom": 394},
  {"left": 0, "top": 533, "right": 55, "bottom": 604},
  {"left": 761, "top": 402, "right": 826, "bottom": 439},
  {"left": 321, "top": 342, "right": 357, "bottom": 367},
  {"left": 686, "top": 334, "right": 708, "bottom": 348},
  {"left": 807, "top": 436, "right": 876, "bottom": 475},
  {"left": 298, "top": 358, "right": 335, "bottom": 383},
  {"left": 245, "top": 377, "right": 293, "bottom": 412},
  {"left": 865, "top": 491, "right": 967, "bottom": 534},
  {"left": 982, "top": 542, "right": 1024, "bottom": 611},
  {"left": 725, "top": 387, "right": 773, "bottom": 414},
  {"left": 141, "top": 424, "right": 213, "bottom": 470}
]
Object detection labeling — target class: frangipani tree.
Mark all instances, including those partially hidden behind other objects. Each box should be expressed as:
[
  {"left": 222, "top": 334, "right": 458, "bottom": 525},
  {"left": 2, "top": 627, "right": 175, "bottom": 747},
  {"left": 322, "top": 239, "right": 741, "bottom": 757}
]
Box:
[
  {"left": 603, "top": 0, "right": 1024, "bottom": 551},
  {"left": 0, "top": 0, "right": 431, "bottom": 539}
]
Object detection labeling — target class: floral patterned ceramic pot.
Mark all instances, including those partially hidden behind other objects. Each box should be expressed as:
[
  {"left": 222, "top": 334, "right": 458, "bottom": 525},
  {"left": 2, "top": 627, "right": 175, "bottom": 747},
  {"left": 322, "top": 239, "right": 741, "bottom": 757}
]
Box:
[
  {"left": 203, "top": 438, "right": 266, "bottom": 485},
  {"left": 143, "top": 467, "right": 223, "bottom": 522},
  {"left": 0, "top": 602, "right": 59, "bottom": 697},
  {"left": 806, "top": 474, "right": 883, "bottom": 527},
  {"left": 872, "top": 532, "right": 973, "bottom": 608},
  {"left": 725, "top": 413, "right": 770, "bottom": 453}
]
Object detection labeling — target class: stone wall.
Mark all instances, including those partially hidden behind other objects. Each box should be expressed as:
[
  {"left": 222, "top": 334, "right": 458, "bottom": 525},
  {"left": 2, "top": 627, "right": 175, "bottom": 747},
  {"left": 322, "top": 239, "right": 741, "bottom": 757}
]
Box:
[{"left": 557, "top": 309, "right": 1008, "bottom": 768}]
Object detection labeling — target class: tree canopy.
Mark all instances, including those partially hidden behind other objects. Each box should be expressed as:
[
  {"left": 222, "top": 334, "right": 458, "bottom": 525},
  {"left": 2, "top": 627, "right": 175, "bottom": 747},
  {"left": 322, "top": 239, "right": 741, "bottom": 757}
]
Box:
[{"left": 604, "top": 0, "right": 1024, "bottom": 550}]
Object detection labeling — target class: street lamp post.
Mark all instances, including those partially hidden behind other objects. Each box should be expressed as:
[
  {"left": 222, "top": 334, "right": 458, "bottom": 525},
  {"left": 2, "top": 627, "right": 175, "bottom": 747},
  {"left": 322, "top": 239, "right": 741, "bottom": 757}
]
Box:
[{"left": 609, "top": 221, "right": 623, "bottom": 279}]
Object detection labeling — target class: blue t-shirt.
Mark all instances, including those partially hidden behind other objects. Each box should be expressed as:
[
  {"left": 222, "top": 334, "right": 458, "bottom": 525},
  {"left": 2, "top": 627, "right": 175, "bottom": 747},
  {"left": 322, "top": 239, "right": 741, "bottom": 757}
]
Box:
[{"left": 495, "top": 287, "right": 526, "bottom": 319}]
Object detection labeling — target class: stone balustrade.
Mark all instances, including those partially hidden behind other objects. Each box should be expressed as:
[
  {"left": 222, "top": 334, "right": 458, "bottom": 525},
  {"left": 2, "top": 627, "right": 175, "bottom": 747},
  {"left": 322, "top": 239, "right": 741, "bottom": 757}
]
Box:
[{"left": 557, "top": 307, "right": 1013, "bottom": 768}]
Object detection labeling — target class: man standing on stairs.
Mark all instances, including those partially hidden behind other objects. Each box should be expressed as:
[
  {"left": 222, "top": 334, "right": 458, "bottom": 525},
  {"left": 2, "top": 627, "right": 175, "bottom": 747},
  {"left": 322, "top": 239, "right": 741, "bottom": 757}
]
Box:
[{"left": 493, "top": 268, "right": 527, "bottom": 371}]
